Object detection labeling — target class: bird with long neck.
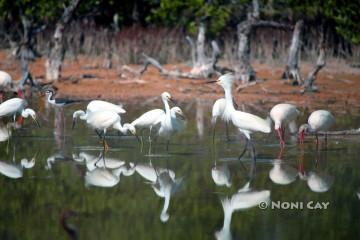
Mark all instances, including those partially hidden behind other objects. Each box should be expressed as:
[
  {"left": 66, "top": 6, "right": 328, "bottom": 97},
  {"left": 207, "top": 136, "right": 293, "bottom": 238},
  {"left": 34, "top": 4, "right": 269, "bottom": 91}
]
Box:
[{"left": 209, "top": 73, "right": 271, "bottom": 161}]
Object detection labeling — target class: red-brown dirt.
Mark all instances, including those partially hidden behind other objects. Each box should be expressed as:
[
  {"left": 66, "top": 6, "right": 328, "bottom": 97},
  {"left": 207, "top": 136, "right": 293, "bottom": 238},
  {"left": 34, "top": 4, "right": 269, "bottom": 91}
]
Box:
[{"left": 1, "top": 50, "right": 359, "bottom": 115}]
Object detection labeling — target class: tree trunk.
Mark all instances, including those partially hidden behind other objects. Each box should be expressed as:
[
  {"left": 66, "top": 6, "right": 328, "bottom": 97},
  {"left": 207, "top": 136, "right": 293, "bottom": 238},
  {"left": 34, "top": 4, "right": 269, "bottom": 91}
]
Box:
[
  {"left": 46, "top": 0, "right": 82, "bottom": 81},
  {"left": 282, "top": 19, "right": 303, "bottom": 85},
  {"left": 236, "top": 22, "right": 256, "bottom": 84},
  {"left": 303, "top": 26, "right": 326, "bottom": 93}
]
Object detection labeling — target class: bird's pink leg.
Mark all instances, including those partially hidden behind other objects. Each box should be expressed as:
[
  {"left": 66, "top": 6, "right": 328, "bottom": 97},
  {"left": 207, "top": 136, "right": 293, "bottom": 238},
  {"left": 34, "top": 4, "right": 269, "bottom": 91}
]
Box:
[
  {"left": 276, "top": 128, "right": 285, "bottom": 148},
  {"left": 299, "top": 131, "right": 305, "bottom": 145}
]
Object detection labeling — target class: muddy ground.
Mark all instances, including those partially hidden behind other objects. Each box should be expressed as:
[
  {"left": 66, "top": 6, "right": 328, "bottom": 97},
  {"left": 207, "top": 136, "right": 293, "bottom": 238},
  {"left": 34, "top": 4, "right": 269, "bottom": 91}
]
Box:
[{"left": 1, "top": 50, "right": 359, "bottom": 115}]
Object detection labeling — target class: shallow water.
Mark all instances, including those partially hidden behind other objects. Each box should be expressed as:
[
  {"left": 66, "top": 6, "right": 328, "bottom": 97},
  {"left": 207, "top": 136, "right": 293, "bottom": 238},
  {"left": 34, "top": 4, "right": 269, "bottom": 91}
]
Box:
[{"left": 0, "top": 98, "right": 359, "bottom": 240}]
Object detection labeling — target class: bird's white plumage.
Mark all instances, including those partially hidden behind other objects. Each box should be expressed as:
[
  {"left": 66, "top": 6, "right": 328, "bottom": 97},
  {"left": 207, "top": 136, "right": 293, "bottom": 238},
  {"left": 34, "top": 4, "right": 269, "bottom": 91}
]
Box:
[
  {"left": 306, "top": 172, "right": 333, "bottom": 193},
  {"left": 85, "top": 168, "right": 120, "bottom": 187},
  {"left": 211, "top": 165, "right": 231, "bottom": 187},
  {"left": 0, "top": 71, "right": 12, "bottom": 90},
  {"left": 0, "top": 161, "right": 23, "bottom": 179},
  {"left": 308, "top": 110, "right": 335, "bottom": 132},
  {"left": 231, "top": 111, "right": 271, "bottom": 135},
  {"left": 0, "top": 98, "right": 26, "bottom": 117},
  {"left": 131, "top": 109, "right": 164, "bottom": 129},
  {"left": 212, "top": 98, "right": 226, "bottom": 124},
  {"left": 86, "top": 110, "right": 120, "bottom": 131},
  {"left": 270, "top": 103, "right": 299, "bottom": 130},
  {"left": 87, "top": 100, "right": 126, "bottom": 114}
]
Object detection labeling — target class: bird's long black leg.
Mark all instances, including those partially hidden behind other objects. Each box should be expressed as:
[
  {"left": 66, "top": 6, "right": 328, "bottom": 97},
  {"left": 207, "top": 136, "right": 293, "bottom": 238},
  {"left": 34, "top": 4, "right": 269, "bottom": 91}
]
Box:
[
  {"left": 225, "top": 122, "right": 230, "bottom": 142},
  {"left": 238, "top": 137, "right": 249, "bottom": 160}
]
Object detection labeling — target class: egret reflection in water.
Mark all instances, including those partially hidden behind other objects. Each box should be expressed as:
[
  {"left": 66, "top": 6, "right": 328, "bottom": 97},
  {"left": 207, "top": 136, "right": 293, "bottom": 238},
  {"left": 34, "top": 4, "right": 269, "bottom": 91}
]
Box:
[
  {"left": 135, "top": 158, "right": 183, "bottom": 222},
  {"left": 0, "top": 147, "right": 36, "bottom": 179}
]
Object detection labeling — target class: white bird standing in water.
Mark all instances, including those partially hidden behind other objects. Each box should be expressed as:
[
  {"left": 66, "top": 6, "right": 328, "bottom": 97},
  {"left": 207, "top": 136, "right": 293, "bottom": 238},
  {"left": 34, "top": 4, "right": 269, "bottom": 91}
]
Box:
[
  {"left": 84, "top": 110, "right": 138, "bottom": 151},
  {"left": 270, "top": 103, "right": 300, "bottom": 148},
  {"left": 72, "top": 100, "right": 126, "bottom": 128},
  {"left": 0, "top": 98, "right": 40, "bottom": 127},
  {"left": 298, "top": 110, "right": 335, "bottom": 148},
  {"left": 209, "top": 73, "right": 271, "bottom": 160}
]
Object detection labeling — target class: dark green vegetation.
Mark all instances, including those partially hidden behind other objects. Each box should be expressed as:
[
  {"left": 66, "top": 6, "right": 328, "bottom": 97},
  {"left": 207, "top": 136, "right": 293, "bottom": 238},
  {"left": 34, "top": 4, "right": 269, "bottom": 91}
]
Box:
[
  {"left": 0, "top": 100, "right": 359, "bottom": 239},
  {"left": 0, "top": 0, "right": 359, "bottom": 43}
]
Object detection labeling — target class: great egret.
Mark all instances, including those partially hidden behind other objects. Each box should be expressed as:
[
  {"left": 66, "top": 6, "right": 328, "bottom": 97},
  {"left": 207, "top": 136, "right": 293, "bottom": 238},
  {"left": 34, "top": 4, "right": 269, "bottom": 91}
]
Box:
[
  {"left": 298, "top": 110, "right": 335, "bottom": 147},
  {"left": 209, "top": 73, "right": 271, "bottom": 161},
  {"left": 270, "top": 103, "right": 300, "bottom": 148},
  {"left": 0, "top": 98, "right": 40, "bottom": 127}
]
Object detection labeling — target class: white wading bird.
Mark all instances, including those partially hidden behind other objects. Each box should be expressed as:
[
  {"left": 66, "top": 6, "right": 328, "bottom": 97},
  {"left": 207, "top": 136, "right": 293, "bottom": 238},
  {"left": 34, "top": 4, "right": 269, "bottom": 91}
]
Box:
[
  {"left": 211, "top": 97, "right": 239, "bottom": 143},
  {"left": 215, "top": 182, "right": 270, "bottom": 240},
  {"left": 0, "top": 71, "right": 13, "bottom": 101},
  {"left": 129, "top": 92, "right": 176, "bottom": 140},
  {"left": 72, "top": 99, "right": 126, "bottom": 128},
  {"left": 209, "top": 73, "right": 271, "bottom": 161},
  {"left": 0, "top": 98, "right": 40, "bottom": 127},
  {"left": 270, "top": 103, "right": 300, "bottom": 148},
  {"left": 84, "top": 110, "right": 138, "bottom": 151},
  {"left": 298, "top": 110, "right": 335, "bottom": 148}
]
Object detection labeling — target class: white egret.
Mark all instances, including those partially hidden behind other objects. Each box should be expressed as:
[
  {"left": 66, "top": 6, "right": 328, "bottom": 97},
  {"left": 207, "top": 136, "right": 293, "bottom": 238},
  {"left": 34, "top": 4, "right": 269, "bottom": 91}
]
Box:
[
  {"left": 84, "top": 110, "right": 138, "bottom": 151},
  {"left": 270, "top": 103, "right": 300, "bottom": 148},
  {"left": 298, "top": 110, "right": 335, "bottom": 148},
  {"left": 130, "top": 92, "right": 176, "bottom": 141},
  {"left": 211, "top": 97, "right": 240, "bottom": 143},
  {"left": 72, "top": 99, "right": 126, "bottom": 128},
  {"left": 44, "top": 89, "right": 79, "bottom": 107},
  {"left": 209, "top": 73, "right": 271, "bottom": 161},
  {"left": 215, "top": 182, "right": 270, "bottom": 240},
  {"left": 0, "top": 71, "right": 13, "bottom": 101},
  {"left": 0, "top": 98, "right": 40, "bottom": 127}
]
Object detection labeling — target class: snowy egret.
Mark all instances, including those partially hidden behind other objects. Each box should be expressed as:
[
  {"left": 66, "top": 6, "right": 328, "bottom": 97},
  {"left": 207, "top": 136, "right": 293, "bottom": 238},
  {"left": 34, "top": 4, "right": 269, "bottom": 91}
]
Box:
[
  {"left": 211, "top": 97, "right": 239, "bottom": 143},
  {"left": 84, "top": 110, "right": 138, "bottom": 150},
  {"left": 72, "top": 99, "right": 126, "bottom": 128},
  {"left": 0, "top": 98, "right": 40, "bottom": 127},
  {"left": 215, "top": 182, "right": 270, "bottom": 240},
  {"left": 0, "top": 71, "right": 13, "bottom": 101},
  {"left": 270, "top": 103, "right": 300, "bottom": 148},
  {"left": 209, "top": 73, "right": 271, "bottom": 160},
  {"left": 298, "top": 110, "right": 335, "bottom": 147},
  {"left": 44, "top": 89, "right": 79, "bottom": 107},
  {"left": 130, "top": 92, "right": 176, "bottom": 141}
]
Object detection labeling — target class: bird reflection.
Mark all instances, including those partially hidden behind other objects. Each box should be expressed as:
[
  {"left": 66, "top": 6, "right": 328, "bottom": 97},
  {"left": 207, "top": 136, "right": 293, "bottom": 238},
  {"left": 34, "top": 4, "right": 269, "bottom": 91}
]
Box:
[
  {"left": 73, "top": 151, "right": 128, "bottom": 171},
  {"left": 357, "top": 192, "right": 360, "bottom": 200},
  {"left": 298, "top": 150, "right": 334, "bottom": 193},
  {"left": 269, "top": 148, "right": 298, "bottom": 185},
  {"left": 212, "top": 158, "right": 231, "bottom": 188},
  {"left": 0, "top": 120, "right": 16, "bottom": 142},
  {"left": 135, "top": 160, "right": 183, "bottom": 222},
  {"left": 0, "top": 148, "right": 36, "bottom": 179},
  {"left": 215, "top": 182, "right": 270, "bottom": 240},
  {"left": 84, "top": 151, "right": 135, "bottom": 188}
]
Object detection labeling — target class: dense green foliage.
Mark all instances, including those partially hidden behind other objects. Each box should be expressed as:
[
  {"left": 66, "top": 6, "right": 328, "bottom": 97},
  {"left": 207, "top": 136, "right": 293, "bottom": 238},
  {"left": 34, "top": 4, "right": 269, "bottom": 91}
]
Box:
[{"left": 0, "top": 0, "right": 359, "bottom": 43}]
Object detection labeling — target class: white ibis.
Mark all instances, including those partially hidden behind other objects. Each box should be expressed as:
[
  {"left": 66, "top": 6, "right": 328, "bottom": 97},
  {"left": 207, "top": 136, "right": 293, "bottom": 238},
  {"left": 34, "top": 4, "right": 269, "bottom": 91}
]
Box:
[
  {"left": 215, "top": 182, "right": 270, "bottom": 240},
  {"left": 298, "top": 110, "right": 335, "bottom": 148},
  {"left": 270, "top": 103, "right": 300, "bottom": 148},
  {"left": 45, "top": 89, "right": 79, "bottom": 107},
  {"left": 84, "top": 110, "right": 138, "bottom": 151},
  {"left": 209, "top": 73, "right": 271, "bottom": 161},
  {"left": 0, "top": 97, "right": 40, "bottom": 127}
]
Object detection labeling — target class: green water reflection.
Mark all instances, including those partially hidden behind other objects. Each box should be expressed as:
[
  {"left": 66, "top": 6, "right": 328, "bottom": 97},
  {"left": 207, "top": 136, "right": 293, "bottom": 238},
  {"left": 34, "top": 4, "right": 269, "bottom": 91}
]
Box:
[{"left": 0, "top": 99, "right": 359, "bottom": 240}]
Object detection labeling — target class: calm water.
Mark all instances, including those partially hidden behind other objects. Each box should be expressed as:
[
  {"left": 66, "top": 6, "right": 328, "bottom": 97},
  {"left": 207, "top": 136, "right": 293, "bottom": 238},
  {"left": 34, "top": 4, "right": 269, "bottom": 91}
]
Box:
[{"left": 0, "top": 98, "right": 359, "bottom": 240}]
